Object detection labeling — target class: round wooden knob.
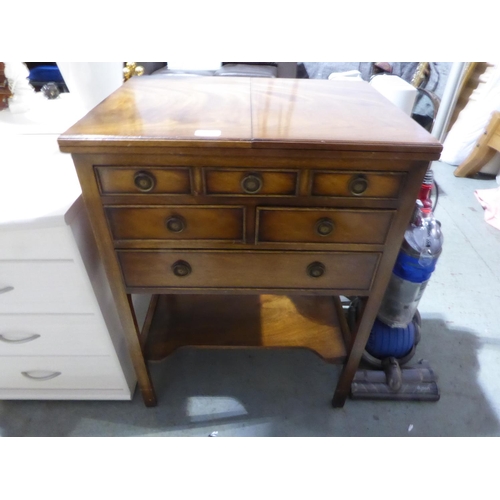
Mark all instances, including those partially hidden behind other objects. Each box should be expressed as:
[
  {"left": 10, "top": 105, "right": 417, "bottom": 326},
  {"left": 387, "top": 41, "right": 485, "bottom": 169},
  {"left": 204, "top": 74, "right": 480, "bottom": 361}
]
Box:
[
  {"left": 241, "top": 173, "right": 263, "bottom": 194},
  {"left": 307, "top": 262, "right": 326, "bottom": 278},
  {"left": 172, "top": 260, "right": 191, "bottom": 277},
  {"left": 134, "top": 171, "right": 156, "bottom": 192},
  {"left": 165, "top": 215, "right": 186, "bottom": 233},
  {"left": 315, "top": 218, "right": 335, "bottom": 237},
  {"left": 349, "top": 175, "right": 369, "bottom": 196}
]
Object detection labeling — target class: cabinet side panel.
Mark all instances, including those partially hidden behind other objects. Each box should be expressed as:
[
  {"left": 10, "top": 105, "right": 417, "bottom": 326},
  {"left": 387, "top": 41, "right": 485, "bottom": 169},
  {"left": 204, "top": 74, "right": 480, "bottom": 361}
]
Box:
[
  {"left": 69, "top": 154, "right": 156, "bottom": 405},
  {"left": 68, "top": 192, "right": 136, "bottom": 393}
]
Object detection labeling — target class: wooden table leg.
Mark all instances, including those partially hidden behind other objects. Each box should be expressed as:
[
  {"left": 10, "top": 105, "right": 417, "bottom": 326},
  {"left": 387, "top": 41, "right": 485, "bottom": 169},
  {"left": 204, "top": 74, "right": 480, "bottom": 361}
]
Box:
[
  {"left": 127, "top": 294, "right": 157, "bottom": 407},
  {"left": 332, "top": 161, "right": 430, "bottom": 407},
  {"left": 72, "top": 156, "right": 157, "bottom": 407},
  {"left": 332, "top": 293, "right": 382, "bottom": 407},
  {"left": 135, "top": 362, "right": 157, "bottom": 407}
]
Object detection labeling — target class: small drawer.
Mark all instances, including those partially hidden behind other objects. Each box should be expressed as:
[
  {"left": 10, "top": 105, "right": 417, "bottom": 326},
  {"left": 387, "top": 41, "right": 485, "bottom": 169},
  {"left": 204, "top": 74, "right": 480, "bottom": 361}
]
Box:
[
  {"left": 0, "top": 261, "right": 95, "bottom": 314},
  {"left": 311, "top": 171, "right": 406, "bottom": 199},
  {"left": 105, "top": 206, "right": 245, "bottom": 242},
  {"left": 0, "top": 315, "right": 111, "bottom": 356},
  {"left": 204, "top": 169, "right": 298, "bottom": 196},
  {"left": 257, "top": 208, "right": 394, "bottom": 245},
  {"left": 0, "top": 356, "right": 125, "bottom": 390},
  {"left": 118, "top": 250, "right": 380, "bottom": 292},
  {"left": 95, "top": 166, "right": 192, "bottom": 195}
]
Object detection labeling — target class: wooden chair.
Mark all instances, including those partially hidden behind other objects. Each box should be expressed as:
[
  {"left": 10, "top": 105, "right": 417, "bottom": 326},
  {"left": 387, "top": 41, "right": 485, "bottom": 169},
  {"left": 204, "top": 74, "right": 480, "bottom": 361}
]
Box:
[
  {"left": 453, "top": 111, "right": 500, "bottom": 177},
  {"left": 444, "top": 62, "right": 500, "bottom": 178}
]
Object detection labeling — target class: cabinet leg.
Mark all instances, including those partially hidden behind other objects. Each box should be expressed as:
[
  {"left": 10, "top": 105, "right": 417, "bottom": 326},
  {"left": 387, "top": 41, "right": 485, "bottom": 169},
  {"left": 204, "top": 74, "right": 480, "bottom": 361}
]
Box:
[
  {"left": 332, "top": 379, "right": 349, "bottom": 408},
  {"left": 140, "top": 383, "right": 157, "bottom": 407},
  {"left": 331, "top": 295, "right": 383, "bottom": 407},
  {"left": 126, "top": 293, "right": 158, "bottom": 407},
  {"left": 133, "top": 353, "right": 157, "bottom": 407}
]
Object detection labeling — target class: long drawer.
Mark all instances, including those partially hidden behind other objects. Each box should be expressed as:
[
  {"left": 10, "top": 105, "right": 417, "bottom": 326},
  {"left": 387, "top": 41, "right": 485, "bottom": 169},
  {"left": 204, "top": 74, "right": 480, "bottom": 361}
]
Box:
[
  {"left": 105, "top": 206, "right": 245, "bottom": 242},
  {"left": 0, "top": 315, "right": 111, "bottom": 356},
  {"left": 0, "top": 261, "right": 95, "bottom": 314},
  {"left": 118, "top": 250, "right": 380, "bottom": 292},
  {"left": 0, "top": 356, "right": 125, "bottom": 390},
  {"left": 257, "top": 208, "right": 394, "bottom": 244}
]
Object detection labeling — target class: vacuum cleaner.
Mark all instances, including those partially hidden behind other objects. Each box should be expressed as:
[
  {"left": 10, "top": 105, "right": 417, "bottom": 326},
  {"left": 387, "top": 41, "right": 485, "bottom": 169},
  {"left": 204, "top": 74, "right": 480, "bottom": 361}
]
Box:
[
  {"left": 350, "top": 172, "right": 443, "bottom": 401},
  {"left": 350, "top": 305, "right": 440, "bottom": 401}
]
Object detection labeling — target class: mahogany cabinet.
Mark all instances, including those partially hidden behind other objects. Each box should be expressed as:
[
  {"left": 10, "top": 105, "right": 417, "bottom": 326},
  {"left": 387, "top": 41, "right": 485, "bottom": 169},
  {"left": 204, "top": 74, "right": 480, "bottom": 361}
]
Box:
[{"left": 58, "top": 76, "right": 442, "bottom": 407}]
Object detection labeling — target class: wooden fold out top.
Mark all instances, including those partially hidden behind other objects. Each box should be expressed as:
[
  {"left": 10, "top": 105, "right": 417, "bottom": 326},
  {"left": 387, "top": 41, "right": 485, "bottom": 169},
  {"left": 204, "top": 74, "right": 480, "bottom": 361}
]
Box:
[{"left": 58, "top": 75, "right": 442, "bottom": 156}]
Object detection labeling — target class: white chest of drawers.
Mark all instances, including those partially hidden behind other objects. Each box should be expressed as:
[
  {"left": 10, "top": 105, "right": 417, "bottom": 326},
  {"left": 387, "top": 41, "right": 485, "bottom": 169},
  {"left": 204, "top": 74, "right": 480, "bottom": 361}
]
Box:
[{"left": 0, "top": 95, "right": 139, "bottom": 399}]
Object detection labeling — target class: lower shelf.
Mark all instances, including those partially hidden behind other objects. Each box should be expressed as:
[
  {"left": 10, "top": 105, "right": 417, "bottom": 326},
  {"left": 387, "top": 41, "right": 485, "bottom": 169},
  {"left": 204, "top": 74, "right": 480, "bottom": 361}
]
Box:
[{"left": 143, "top": 294, "right": 348, "bottom": 363}]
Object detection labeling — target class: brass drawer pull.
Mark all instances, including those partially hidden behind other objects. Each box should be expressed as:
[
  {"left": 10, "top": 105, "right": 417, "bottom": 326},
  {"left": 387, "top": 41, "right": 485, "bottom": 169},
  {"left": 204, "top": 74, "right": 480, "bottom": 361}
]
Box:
[
  {"left": 241, "top": 173, "right": 263, "bottom": 194},
  {"left": 172, "top": 260, "right": 192, "bottom": 277},
  {"left": 134, "top": 171, "right": 156, "bottom": 192},
  {"left": 307, "top": 262, "right": 326, "bottom": 278},
  {"left": 349, "top": 175, "right": 369, "bottom": 196},
  {"left": 165, "top": 215, "right": 186, "bottom": 233},
  {"left": 315, "top": 218, "right": 335, "bottom": 237}
]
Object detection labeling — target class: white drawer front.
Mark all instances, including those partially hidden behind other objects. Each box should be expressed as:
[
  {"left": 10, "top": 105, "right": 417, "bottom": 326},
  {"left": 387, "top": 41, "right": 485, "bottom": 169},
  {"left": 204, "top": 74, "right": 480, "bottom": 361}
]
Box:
[
  {"left": 0, "top": 226, "right": 75, "bottom": 260},
  {"left": 0, "top": 356, "right": 125, "bottom": 390},
  {"left": 0, "top": 261, "right": 95, "bottom": 313},
  {"left": 0, "top": 315, "right": 111, "bottom": 356},
  {"left": 0, "top": 388, "right": 132, "bottom": 400}
]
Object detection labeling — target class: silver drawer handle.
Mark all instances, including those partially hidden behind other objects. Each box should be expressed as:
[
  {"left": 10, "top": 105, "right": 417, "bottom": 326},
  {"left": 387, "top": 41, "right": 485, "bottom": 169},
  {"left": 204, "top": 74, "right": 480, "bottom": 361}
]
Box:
[
  {"left": 0, "top": 333, "right": 41, "bottom": 344},
  {"left": 0, "top": 286, "right": 14, "bottom": 295},
  {"left": 21, "top": 371, "right": 62, "bottom": 381}
]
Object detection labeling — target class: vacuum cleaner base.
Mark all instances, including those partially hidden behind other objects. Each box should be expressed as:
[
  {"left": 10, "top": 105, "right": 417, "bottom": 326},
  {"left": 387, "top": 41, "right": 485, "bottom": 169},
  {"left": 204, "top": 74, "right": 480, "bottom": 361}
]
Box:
[{"left": 351, "top": 359, "right": 440, "bottom": 402}]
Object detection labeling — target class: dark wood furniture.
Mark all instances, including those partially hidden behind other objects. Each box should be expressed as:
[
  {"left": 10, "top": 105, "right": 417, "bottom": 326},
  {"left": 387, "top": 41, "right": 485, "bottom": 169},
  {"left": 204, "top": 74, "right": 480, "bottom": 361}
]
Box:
[
  {"left": 58, "top": 76, "right": 442, "bottom": 408},
  {"left": 0, "top": 63, "right": 11, "bottom": 111}
]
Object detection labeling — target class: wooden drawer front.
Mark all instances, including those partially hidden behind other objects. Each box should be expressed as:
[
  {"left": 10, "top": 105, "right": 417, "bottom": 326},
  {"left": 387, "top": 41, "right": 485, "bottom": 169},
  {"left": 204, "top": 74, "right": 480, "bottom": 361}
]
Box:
[
  {"left": 0, "top": 315, "right": 110, "bottom": 356},
  {"left": 205, "top": 169, "right": 298, "bottom": 196},
  {"left": 118, "top": 250, "right": 380, "bottom": 291},
  {"left": 105, "top": 206, "right": 244, "bottom": 242},
  {"left": 95, "top": 166, "right": 191, "bottom": 195},
  {"left": 0, "top": 261, "right": 94, "bottom": 314},
  {"left": 0, "top": 356, "right": 124, "bottom": 390},
  {"left": 311, "top": 171, "right": 405, "bottom": 199},
  {"left": 257, "top": 208, "right": 394, "bottom": 245}
]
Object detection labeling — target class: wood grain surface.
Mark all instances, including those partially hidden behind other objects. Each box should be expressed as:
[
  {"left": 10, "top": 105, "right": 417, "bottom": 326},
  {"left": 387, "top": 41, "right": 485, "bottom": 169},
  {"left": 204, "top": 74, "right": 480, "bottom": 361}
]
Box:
[
  {"left": 256, "top": 208, "right": 394, "bottom": 244},
  {"left": 144, "top": 294, "right": 347, "bottom": 362},
  {"left": 117, "top": 250, "right": 380, "bottom": 292},
  {"left": 96, "top": 166, "right": 192, "bottom": 195},
  {"left": 59, "top": 76, "right": 442, "bottom": 154},
  {"left": 310, "top": 171, "right": 406, "bottom": 199},
  {"left": 250, "top": 78, "right": 441, "bottom": 151},
  {"left": 105, "top": 206, "right": 245, "bottom": 242}
]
